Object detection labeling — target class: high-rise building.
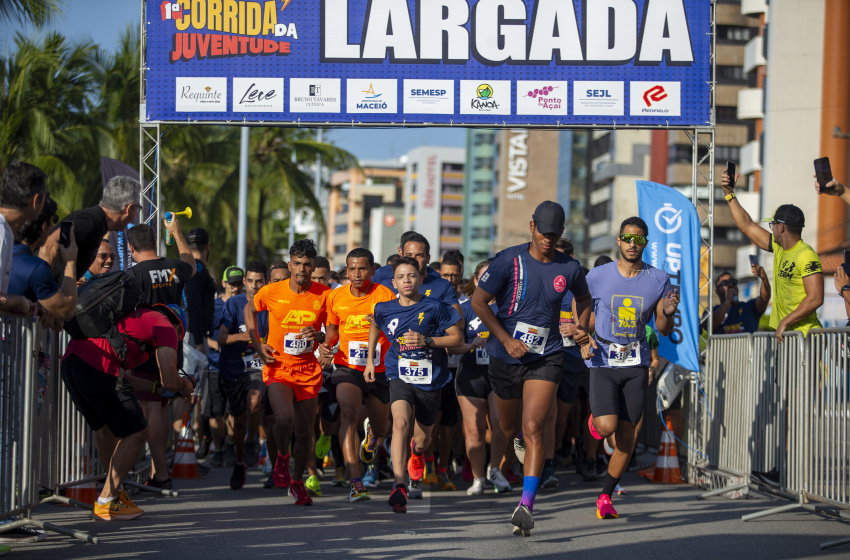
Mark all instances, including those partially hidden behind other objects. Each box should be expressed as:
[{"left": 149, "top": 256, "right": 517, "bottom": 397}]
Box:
[
  {"left": 462, "top": 130, "right": 497, "bottom": 263},
  {"left": 403, "top": 147, "right": 466, "bottom": 260}
]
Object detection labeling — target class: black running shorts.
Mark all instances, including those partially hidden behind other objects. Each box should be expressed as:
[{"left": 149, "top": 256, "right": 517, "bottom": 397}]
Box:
[
  {"left": 455, "top": 359, "right": 492, "bottom": 400},
  {"left": 331, "top": 365, "right": 390, "bottom": 404},
  {"left": 439, "top": 375, "right": 459, "bottom": 427},
  {"left": 589, "top": 366, "right": 648, "bottom": 424},
  {"left": 389, "top": 379, "right": 441, "bottom": 427},
  {"left": 488, "top": 353, "right": 564, "bottom": 401},
  {"left": 557, "top": 357, "right": 590, "bottom": 404},
  {"left": 221, "top": 371, "right": 266, "bottom": 418}
]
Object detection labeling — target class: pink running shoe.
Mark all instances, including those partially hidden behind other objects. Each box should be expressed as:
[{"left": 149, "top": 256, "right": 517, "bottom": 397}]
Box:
[
  {"left": 596, "top": 494, "right": 619, "bottom": 519},
  {"left": 274, "top": 453, "right": 291, "bottom": 489},
  {"left": 588, "top": 414, "right": 603, "bottom": 441}
]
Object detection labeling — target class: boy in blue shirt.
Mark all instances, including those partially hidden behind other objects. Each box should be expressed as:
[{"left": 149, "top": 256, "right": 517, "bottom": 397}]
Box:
[{"left": 365, "top": 257, "right": 463, "bottom": 514}]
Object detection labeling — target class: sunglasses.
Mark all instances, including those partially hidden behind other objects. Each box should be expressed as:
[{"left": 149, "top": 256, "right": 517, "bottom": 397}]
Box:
[
  {"left": 717, "top": 279, "right": 737, "bottom": 288},
  {"left": 768, "top": 220, "right": 785, "bottom": 230},
  {"left": 97, "top": 252, "right": 116, "bottom": 260},
  {"left": 619, "top": 233, "right": 648, "bottom": 245}
]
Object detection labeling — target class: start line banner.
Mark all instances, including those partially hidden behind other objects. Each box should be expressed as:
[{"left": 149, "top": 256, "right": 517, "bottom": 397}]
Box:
[{"left": 144, "top": 0, "right": 711, "bottom": 127}]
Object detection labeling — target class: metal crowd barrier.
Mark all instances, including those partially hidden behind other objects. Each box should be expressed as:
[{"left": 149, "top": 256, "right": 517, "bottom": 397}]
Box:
[
  {"left": 0, "top": 316, "right": 102, "bottom": 544},
  {"left": 693, "top": 328, "right": 850, "bottom": 550}
]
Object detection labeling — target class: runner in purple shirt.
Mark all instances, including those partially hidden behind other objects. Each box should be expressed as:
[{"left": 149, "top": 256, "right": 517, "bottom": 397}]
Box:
[{"left": 580, "top": 216, "right": 679, "bottom": 521}]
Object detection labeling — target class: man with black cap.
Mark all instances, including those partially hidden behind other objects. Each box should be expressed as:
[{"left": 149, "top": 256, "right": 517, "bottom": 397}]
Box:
[
  {"left": 185, "top": 227, "right": 216, "bottom": 350},
  {"left": 472, "top": 200, "right": 592, "bottom": 536},
  {"left": 723, "top": 170, "right": 823, "bottom": 338}
]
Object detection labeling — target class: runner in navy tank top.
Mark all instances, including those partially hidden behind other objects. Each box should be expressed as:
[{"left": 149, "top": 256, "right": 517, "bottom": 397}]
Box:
[{"left": 472, "top": 201, "right": 593, "bottom": 537}]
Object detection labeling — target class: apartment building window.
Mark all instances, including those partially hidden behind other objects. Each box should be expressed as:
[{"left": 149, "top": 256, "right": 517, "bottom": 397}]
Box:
[
  {"left": 341, "top": 204, "right": 349, "bottom": 213},
  {"left": 472, "top": 203, "right": 492, "bottom": 215},
  {"left": 444, "top": 163, "right": 464, "bottom": 173},
  {"left": 442, "top": 206, "right": 463, "bottom": 215},
  {"left": 335, "top": 224, "right": 347, "bottom": 234},
  {"left": 715, "top": 145, "right": 741, "bottom": 163},
  {"left": 474, "top": 157, "right": 493, "bottom": 171},
  {"left": 588, "top": 200, "right": 610, "bottom": 223},
  {"left": 471, "top": 227, "right": 491, "bottom": 240},
  {"left": 474, "top": 133, "right": 495, "bottom": 146},
  {"left": 717, "top": 65, "right": 746, "bottom": 83},
  {"left": 590, "top": 134, "right": 611, "bottom": 159},
  {"left": 441, "top": 227, "right": 462, "bottom": 236},
  {"left": 473, "top": 180, "right": 492, "bottom": 193},
  {"left": 716, "top": 105, "right": 738, "bottom": 123},
  {"left": 717, "top": 25, "right": 754, "bottom": 43},
  {"left": 334, "top": 245, "right": 347, "bottom": 255},
  {"left": 443, "top": 184, "right": 463, "bottom": 194}
]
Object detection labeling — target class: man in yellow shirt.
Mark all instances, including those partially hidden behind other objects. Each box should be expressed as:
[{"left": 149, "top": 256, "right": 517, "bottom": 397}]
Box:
[{"left": 722, "top": 171, "right": 823, "bottom": 338}]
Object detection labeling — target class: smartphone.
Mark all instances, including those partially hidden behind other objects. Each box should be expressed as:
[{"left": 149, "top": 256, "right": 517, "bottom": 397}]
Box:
[
  {"left": 749, "top": 254, "right": 759, "bottom": 267},
  {"left": 726, "top": 161, "right": 737, "bottom": 188},
  {"left": 59, "top": 222, "right": 72, "bottom": 248},
  {"left": 815, "top": 157, "right": 833, "bottom": 190},
  {"left": 843, "top": 249, "right": 850, "bottom": 276}
]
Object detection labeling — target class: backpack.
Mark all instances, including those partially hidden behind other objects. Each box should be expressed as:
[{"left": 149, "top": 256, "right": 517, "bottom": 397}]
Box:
[{"left": 65, "top": 271, "right": 147, "bottom": 365}]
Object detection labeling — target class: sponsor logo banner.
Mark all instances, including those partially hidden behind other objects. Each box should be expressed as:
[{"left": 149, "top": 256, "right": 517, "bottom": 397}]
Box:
[
  {"left": 233, "top": 78, "right": 284, "bottom": 112},
  {"left": 403, "top": 80, "right": 454, "bottom": 115},
  {"left": 630, "top": 82, "right": 681, "bottom": 116},
  {"left": 175, "top": 77, "right": 227, "bottom": 112},
  {"left": 459, "top": 81, "right": 511, "bottom": 115},
  {"left": 346, "top": 79, "right": 398, "bottom": 114},
  {"left": 573, "top": 81, "right": 624, "bottom": 116},
  {"left": 290, "top": 78, "right": 341, "bottom": 113},
  {"left": 516, "top": 81, "right": 567, "bottom": 115}
]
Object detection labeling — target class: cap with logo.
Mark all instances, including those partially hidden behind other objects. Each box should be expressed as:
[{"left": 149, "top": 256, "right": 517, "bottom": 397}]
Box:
[
  {"left": 222, "top": 266, "right": 245, "bottom": 284},
  {"left": 187, "top": 227, "right": 210, "bottom": 245},
  {"left": 761, "top": 204, "right": 805, "bottom": 229},
  {"left": 532, "top": 201, "right": 566, "bottom": 235}
]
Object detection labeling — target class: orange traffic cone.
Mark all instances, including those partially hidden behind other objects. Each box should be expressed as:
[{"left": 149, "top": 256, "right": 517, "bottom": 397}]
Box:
[
  {"left": 65, "top": 479, "right": 99, "bottom": 505},
  {"left": 171, "top": 412, "right": 201, "bottom": 479},
  {"left": 639, "top": 419, "right": 683, "bottom": 484}
]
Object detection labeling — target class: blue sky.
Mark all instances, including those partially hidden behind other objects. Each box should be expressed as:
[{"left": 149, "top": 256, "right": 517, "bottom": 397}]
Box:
[{"left": 0, "top": 0, "right": 466, "bottom": 161}]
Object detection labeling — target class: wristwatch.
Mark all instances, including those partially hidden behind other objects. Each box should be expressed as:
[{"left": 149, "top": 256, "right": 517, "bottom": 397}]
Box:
[
  {"left": 840, "top": 285, "right": 850, "bottom": 296},
  {"left": 423, "top": 336, "right": 433, "bottom": 347}
]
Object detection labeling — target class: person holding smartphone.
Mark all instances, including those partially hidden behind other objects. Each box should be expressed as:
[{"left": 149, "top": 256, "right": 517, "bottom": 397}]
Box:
[
  {"left": 579, "top": 216, "right": 680, "bottom": 522},
  {"left": 812, "top": 157, "right": 850, "bottom": 206},
  {"left": 834, "top": 260, "right": 850, "bottom": 326},
  {"left": 710, "top": 260, "right": 771, "bottom": 335}
]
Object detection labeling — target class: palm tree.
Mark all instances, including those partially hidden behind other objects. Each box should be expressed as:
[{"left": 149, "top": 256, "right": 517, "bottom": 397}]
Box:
[{"left": 0, "top": 0, "right": 62, "bottom": 27}]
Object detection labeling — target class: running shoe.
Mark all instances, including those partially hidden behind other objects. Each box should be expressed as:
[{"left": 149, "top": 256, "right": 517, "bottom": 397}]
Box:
[
  {"left": 487, "top": 467, "right": 513, "bottom": 493},
  {"left": 305, "top": 475, "right": 322, "bottom": 497},
  {"left": 603, "top": 438, "right": 615, "bottom": 456},
  {"left": 407, "top": 478, "right": 423, "bottom": 499},
  {"left": 289, "top": 480, "right": 313, "bottom": 506},
  {"left": 462, "top": 457, "right": 473, "bottom": 482},
  {"left": 513, "top": 437, "right": 526, "bottom": 464},
  {"left": 510, "top": 504, "right": 534, "bottom": 536},
  {"left": 588, "top": 414, "right": 603, "bottom": 440},
  {"left": 0, "top": 525, "right": 48, "bottom": 542},
  {"left": 467, "top": 477, "right": 485, "bottom": 496},
  {"left": 596, "top": 494, "right": 619, "bottom": 519},
  {"left": 362, "top": 464, "right": 380, "bottom": 488},
  {"left": 209, "top": 450, "right": 224, "bottom": 468},
  {"left": 332, "top": 467, "right": 347, "bottom": 487},
  {"left": 91, "top": 498, "right": 144, "bottom": 521},
  {"left": 118, "top": 489, "right": 138, "bottom": 509},
  {"left": 613, "top": 484, "right": 627, "bottom": 495},
  {"left": 223, "top": 441, "right": 237, "bottom": 467},
  {"left": 437, "top": 468, "right": 455, "bottom": 491},
  {"left": 582, "top": 459, "right": 599, "bottom": 482},
  {"left": 315, "top": 434, "right": 332, "bottom": 459},
  {"left": 230, "top": 463, "right": 247, "bottom": 490},
  {"left": 349, "top": 478, "right": 370, "bottom": 502},
  {"left": 244, "top": 440, "right": 260, "bottom": 468},
  {"left": 407, "top": 439, "right": 425, "bottom": 481},
  {"left": 274, "top": 453, "right": 291, "bottom": 489},
  {"left": 388, "top": 485, "right": 408, "bottom": 513},
  {"left": 196, "top": 436, "right": 211, "bottom": 459},
  {"left": 263, "top": 474, "right": 279, "bottom": 489},
  {"left": 451, "top": 456, "right": 464, "bottom": 479},
  {"left": 360, "top": 418, "right": 378, "bottom": 464},
  {"left": 323, "top": 455, "right": 334, "bottom": 468},
  {"left": 422, "top": 458, "right": 438, "bottom": 485},
  {"left": 503, "top": 469, "right": 521, "bottom": 487},
  {"left": 541, "top": 467, "right": 559, "bottom": 489},
  {"left": 145, "top": 476, "right": 173, "bottom": 490}
]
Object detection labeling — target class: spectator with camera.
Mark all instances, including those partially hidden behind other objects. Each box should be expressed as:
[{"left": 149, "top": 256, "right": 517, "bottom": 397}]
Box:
[{"left": 711, "top": 262, "right": 771, "bottom": 335}]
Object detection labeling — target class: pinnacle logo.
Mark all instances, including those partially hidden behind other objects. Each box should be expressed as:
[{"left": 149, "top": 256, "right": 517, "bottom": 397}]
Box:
[{"left": 643, "top": 85, "right": 667, "bottom": 107}]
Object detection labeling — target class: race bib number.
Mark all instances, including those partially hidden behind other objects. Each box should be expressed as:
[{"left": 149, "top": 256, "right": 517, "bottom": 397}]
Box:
[
  {"left": 475, "top": 348, "right": 490, "bottom": 365},
  {"left": 607, "top": 341, "right": 641, "bottom": 367},
  {"left": 242, "top": 353, "right": 263, "bottom": 371},
  {"left": 512, "top": 322, "right": 549, "bottom": 355},
  {"left": 398, "top": 357, "right": 433, "bottom": 385},
  {"left": 284, "top": 333, "right": 312, "bottom": 356},
  {"left": 348, "top": 340, "right": 380, "bottom": 367}
]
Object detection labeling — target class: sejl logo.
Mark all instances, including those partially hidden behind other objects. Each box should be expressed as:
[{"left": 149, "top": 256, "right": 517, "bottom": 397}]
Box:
[
  {"left": 460, "top": 80, "right": 510, "bottom": 115},
  {"left": 630, "top": 82, "right": 680, "bottom": 117},
  {"left": 290, "top": 78, "right": 340, "bottom": 113},
  {"left": 233, "top": 78, "right": 284, "bottom": 113},
  {"left": 403, "top": 79, "right": 453, "bottom": 115},
  {"left": 517, "top": 81, "right": 568, "bottom": 115},
  {"left": 175, "top": 77, "right": 226, "bottom": 112},
  {"left": 574, "top": 81, "right": 624, "bottom": 116},
  {"left": 346, "top": 79, "right": 397, "bottom": 114}
]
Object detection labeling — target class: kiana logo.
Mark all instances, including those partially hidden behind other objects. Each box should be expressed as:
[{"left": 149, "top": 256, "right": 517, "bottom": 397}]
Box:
[
  {"left": 553, "top": 276, "right": 566, "bottom": 293},
  {"left": 643, "top": 85, "right": 668, "bottom": 107},
  {"left": 477, "top": 84, "right": 494, "bottom": 99}
]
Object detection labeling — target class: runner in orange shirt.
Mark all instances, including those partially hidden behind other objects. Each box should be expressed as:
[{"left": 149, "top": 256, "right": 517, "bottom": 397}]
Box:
[
  {"left": 320, "top": 248, "right": 396, "bottom": 502},
  {"left": 246, "top": 239, "right": 330, "bottom": 506}
]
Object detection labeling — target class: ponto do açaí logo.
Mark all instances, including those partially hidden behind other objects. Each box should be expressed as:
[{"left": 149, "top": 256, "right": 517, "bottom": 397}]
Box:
[{"left": 655, "top": 203, "right": 683, "bottom": 234}]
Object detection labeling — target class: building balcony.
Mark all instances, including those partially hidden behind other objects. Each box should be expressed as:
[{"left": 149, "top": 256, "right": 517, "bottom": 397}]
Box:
[
  {"left": 741, "top": 0, "right": 767, "bottom": 17},
  {"left": 736, "top": 88, "right": 764, "bottom": 120},
  {"left": 739, "top": 140, "right": 761, "bottom": 175},
  {"left": 743, "top": 36, "right": 765, "bottom": 74}
]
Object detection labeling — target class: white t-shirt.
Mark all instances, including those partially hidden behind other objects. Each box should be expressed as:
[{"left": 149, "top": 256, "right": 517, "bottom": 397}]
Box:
[{"left": 0, "top": 213, "right": 13, "bottom": 293}]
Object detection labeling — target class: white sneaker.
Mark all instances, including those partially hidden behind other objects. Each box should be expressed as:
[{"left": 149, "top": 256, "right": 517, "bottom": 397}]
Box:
[
  {"left": 467, "top": 477, "right": 485, "bottom": 496},
  {"left": 603, "top": 438, "right": 615, "bottom": 456},
  {"left": 487, "top": 467, "right": 513, "bottom": 493},
  {"left": 513, "top": 438, "right": 526, "bottom": 464}
]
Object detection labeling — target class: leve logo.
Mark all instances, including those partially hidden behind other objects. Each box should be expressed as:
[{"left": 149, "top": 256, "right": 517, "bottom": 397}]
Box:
[{"left": 643, "top": 85, "right": 668, "bottom": 107}]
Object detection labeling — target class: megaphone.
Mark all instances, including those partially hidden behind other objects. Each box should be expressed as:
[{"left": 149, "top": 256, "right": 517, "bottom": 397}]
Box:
[{"left": 164, "top": 207, "right": 192, "bottom": 245}]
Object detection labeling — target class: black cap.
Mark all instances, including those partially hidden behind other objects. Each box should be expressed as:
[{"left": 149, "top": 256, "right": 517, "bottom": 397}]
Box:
[
  {"left": 761, "top": 204, "right": 805, "bottom": 229},
  {"left": 532, "top": 201, "right": 566, "bottom": 235},
  {"left": 187, "top": 227, "right": 210, "bottom": 245},
  {"left": 222, "top": 266, "right": 245, "bottom": 284}
]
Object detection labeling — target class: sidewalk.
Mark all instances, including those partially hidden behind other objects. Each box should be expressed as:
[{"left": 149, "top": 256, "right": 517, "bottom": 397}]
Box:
[{"left": 12, "top": 460, "right": 850, "bottom": 559}]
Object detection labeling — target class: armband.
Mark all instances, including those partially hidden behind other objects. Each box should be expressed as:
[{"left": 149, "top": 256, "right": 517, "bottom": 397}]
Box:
[{"left": 724, "top": 193, "right": 736, "bottom": 202}]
